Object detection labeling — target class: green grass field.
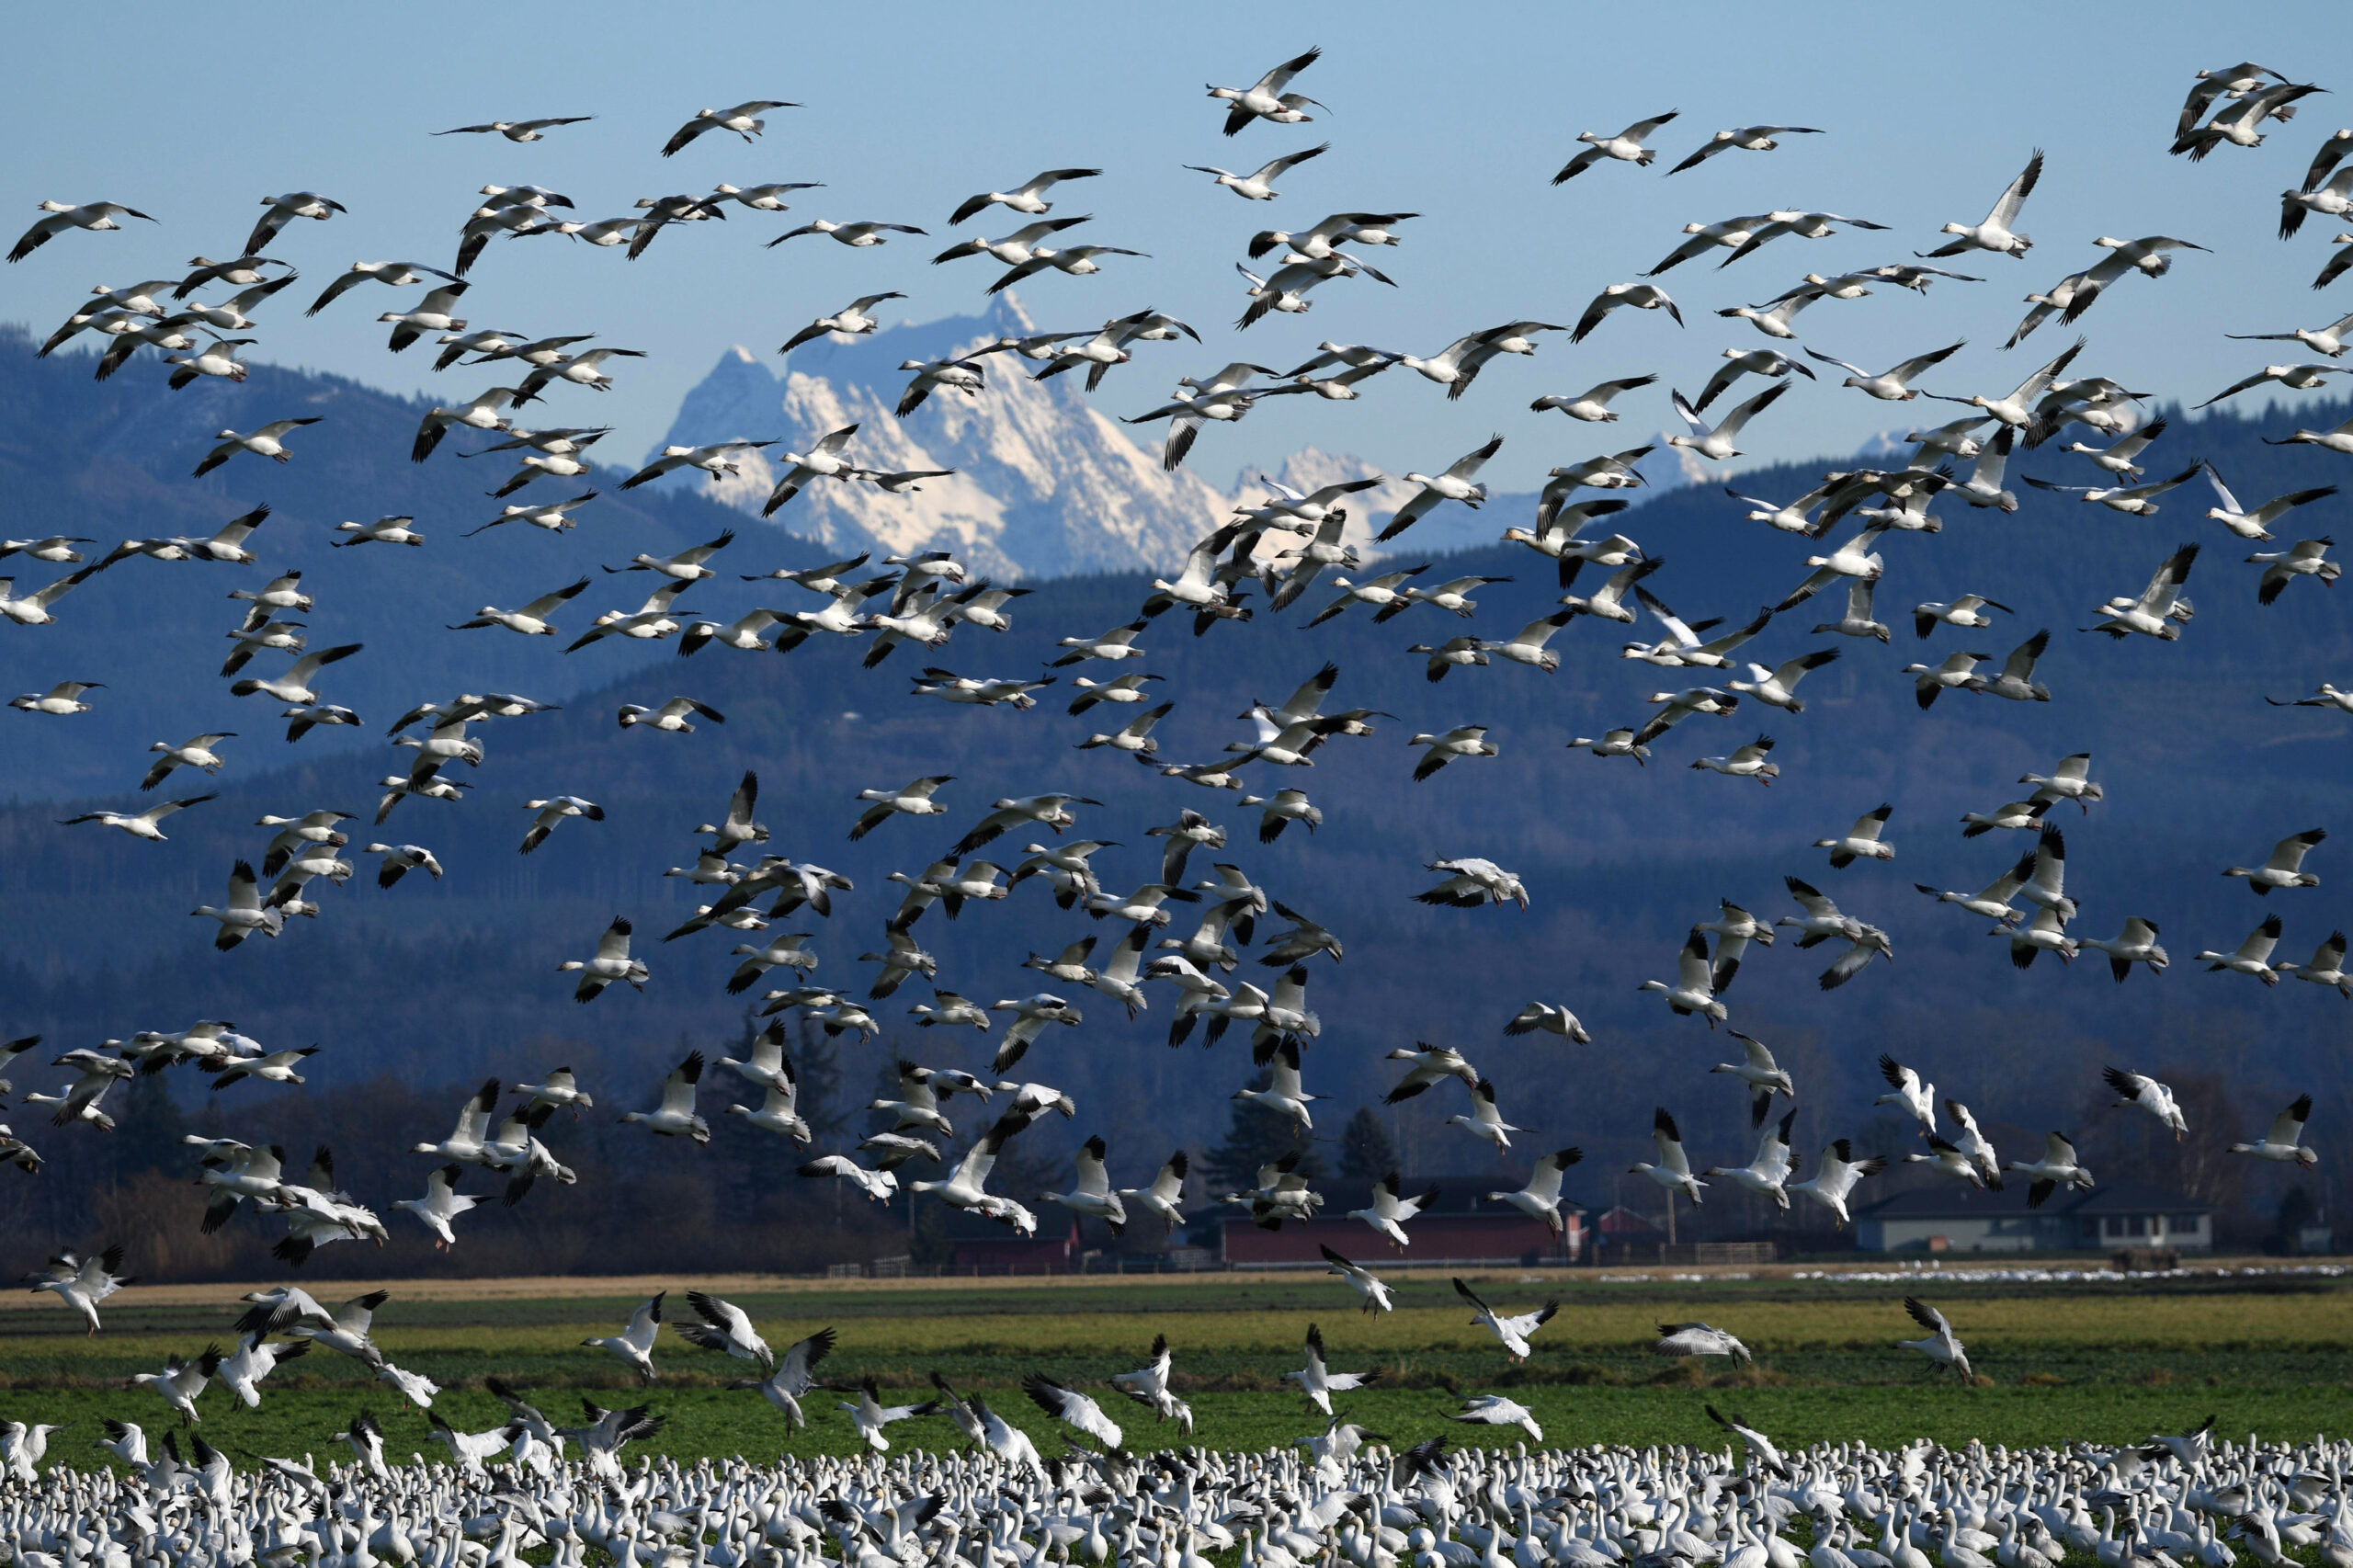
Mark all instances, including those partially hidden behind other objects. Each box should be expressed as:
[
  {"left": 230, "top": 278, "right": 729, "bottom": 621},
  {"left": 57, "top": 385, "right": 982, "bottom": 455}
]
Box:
[{"left": 5, "top": 1268, "right": 2348, "bottom": 1465}]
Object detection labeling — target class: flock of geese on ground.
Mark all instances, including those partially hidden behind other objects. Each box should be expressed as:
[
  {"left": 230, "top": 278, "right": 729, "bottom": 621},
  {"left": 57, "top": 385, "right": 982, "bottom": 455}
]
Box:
[
  {"left": 0, "top": 1381, "right": 2327, "bottom": 1568},
  {"left": 1, "top": 46, "right": 2349, "bottom": 1484}
]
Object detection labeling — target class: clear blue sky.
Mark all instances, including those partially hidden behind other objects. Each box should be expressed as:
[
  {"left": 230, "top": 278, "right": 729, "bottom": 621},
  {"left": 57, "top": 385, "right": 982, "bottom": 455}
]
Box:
[{"left": 3, "top": 1, "right": 2346, "bottom": 494}]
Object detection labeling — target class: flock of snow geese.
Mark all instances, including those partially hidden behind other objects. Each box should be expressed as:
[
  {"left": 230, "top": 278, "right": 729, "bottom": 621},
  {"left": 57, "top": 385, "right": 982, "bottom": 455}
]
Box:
[{"left": 2, "top": 44, "right": 2351, "bottom": 1509}]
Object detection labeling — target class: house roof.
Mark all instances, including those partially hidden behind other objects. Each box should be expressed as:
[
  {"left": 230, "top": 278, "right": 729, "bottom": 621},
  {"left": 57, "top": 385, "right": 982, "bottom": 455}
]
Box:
[{"left": 1858, "top": 1176, "right": 2211, "bottom": 1222}]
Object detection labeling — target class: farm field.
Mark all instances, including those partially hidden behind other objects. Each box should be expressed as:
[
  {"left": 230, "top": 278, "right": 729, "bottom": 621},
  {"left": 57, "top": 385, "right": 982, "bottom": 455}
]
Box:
[{"left": 5, "top": 1265, "right": 2349, "bottom": 1463}]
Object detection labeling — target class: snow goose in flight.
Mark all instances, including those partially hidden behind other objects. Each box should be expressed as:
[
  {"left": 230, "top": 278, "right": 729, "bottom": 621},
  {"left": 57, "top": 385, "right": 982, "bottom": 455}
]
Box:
[
  {"left": 1640, "top": 931, "right": 1728, "bottom": 1027},
  {"left": 449, "top": 575, "right": 591, "bottom": 638},
  {"left": 1449, "top": 1393, "right": 1541, "bottom": 1441},
  {"left": 661, "top": 99, "right": 797, "bottom": 156},
  {"left": 2008, "top": 904, "right": 2078, "bottom": 969},
  {"left": 768, "top": 218, "right": 926, "bottom": 250},
  {"left": 1789, "top": 1140, "right": 1885, "bottom": 1228},
  {"left": 2233, "top": 1095, "right": 2320, "bottom": 1167},
  {"left": 1233, "top": 1041, "right": 1317, "bottom": 1131},
  {"left": 949, "top": 167, "right": 1099, "bottom": 226},
  {"left": 2197, "top": 361, "right": 2348, "bottom": 409},
  {"left": 620, "top": 1051, "right": 709, "bottom": 1144},
  {"left": 559, "top": 916, "right": 647, "bottom": 1001},
  {"left": 1806, "top": 341, "right": 1963, "bottom": 402},
  {"left": 1506, "top": 1001, "right": 1590, "bottom": 1042},
  {"left": 2282, "top": 140, "right": 2353, "bottom": 235},
  {"left": 1716, "top": 282, "right": 1827, "bottom": 340},
  {"left": 2224, "top": 828, "right": 2326, "bottom": 892},
  {"left": 909, "top": 1107, "right": 1036, "bottom": 1215},
  {"left": 515, "top": 795, "right": 601, "bottom": 855},
  {"left": 1898, "top": 1298, "right": 1972, "bottom": 1380},
  {"left": 26, "top": 1245, "right": 131, "bottom": 1335},
  {"left": 1570, "top": 282, "right": 1681, "bottom": 343},
  {"left": 0, "top": 536, "right": 94, "bottom": 564},
  {"left": 1447, "top": 1079, "right": 1525, "bottom": 1151},
  {"left": 618, "top": 696, "right": 725, "bottom": 732},
  {"left": 360, "top": 842, "right": 441, "bottom": 889},
  {"left": 191, "top": 418, "right": 320, "bottom": 480},
  {"left": 2173, "top": 79, "right": 2325, "bottom": 159},
  {"left": 1554, "top": 553, "right": 1659, "bottom": 619},
  {"left": 676, "top": 1290, "right": 773, "bottom": 1374},
  {"left": 2052, "top": 234, "right": 2210, "bottom": 324},
  {"left": 1040, "top": 1136, "right": 1129, "bottom": 1233},
  {"left": 1921, "top": 150, "right": 2042, "bottom": 258},
  {"left": 411, "top": 385, "right": 521, "bottom": 460},
  {"left": 2202, "top": 463, "right": 2336, "bottom": 541},
  {"left": 1621, "top": 591, "right": 1768, "bottom": 670},
  {"left": 1304, "top": 563, "right": 1426, "bottom": 625},
  {"left": 7, "top": 199, "right": 156, "bottom": 263},
  {"left": 1021, "top": 1371, "right": 1124, "bottom": 1454},
  {"left": 2104, "top": 1066, "right": 2188, "bottom": 1139},
  {"left": 1643, "top": 213, "right": 1781, "bottom": 276},
  {"left": 2077, "top": 915, "right": 2169, "bottom": 983},
  {"left": 1874, "top": 1053, "right": 1935, "bottom": 1131},
  {"left": 1811, "top": 804, "right": 1894, "bottom": 869},
  {"left": 139, "top": 731, "right": 237, "bottom": 791},
  {"left": 2268, "top": 680, "right": 2353, "bottom": 713},
  {"left": 131, "top": 1346, "right": 223, "bottom": 1426},
  {"left": 852, "top": 776, "right": 953, "bottom": 840},
  {"left": 2265, "top": 409, "right": 2353, "bottom": 453},
  {"left": 1186, "top": 142, "right": 1327, "bottom": 201},
  {"left": 1630, "top": 1106, "right": 1708, "bottom": 1201},
  {"left": 1916, "top": 848, "right": 2034, "bottom": 929},
  {"left": 1811, "top": 577, "right": 1892, "bottom": 642},
  {"left": 1971, "top": 630, "right": 2051, "bottom": 703},
  {"left": 1668, "top": 122, "right": 1824, "bottom": 173},
  {"left": 799, "top": 1153, "right": 899, "bottom": 1203},
  {"left": 895, "top": 352, "right": 990, "bottom": 417},
  {"left": 392, "top": 1165, "right": 479, "bottom": 1248},
  {"left": 164, "top": 335, "right": 256, "bottom": 390},
  {"left": 1732, "top": 649, "right": 1839, "bottom": 713},
  {"left": 2279, "top": 929, "right": 2352, "bottom": 995},
  {"left": 1407, "top": 724, "right": 1498, "bottom": 780},
  {"left": 1530, "top": 372, "right": 1658, "bottom": 423},
  {"left": 617, "top": 439, "right": 774, "bottom": 492},
  {"left": 329, "top": 512, "right": 426, "bottom": 549},
  {"left": 1209, "top": 46, "right": 1324, "bottom": 135},
  {"left": 1631, "top": 685, "right": 1744, "bottom": 747},
  {"left": 580, "top": 1293, "right": 663, "bottom": 1383},
  {"left": 1470, "top": 1152, "right": 1581, "bottom": 1244},
  {"left": 726, "top": 933, "right": 817, "bottom": 995},
  {"left": 1687, "top": 733, "right": 1778, "bottom": 787},
  {"left": 984, "top": 242, "right": 1148, "bottom": 296},
  {"left": 950, "top": 792, "right": 1099, "bottom": 857},
  {"left": 1704, "top": 1111, "right": 1796, "bottom": 1210},
  {"left": 1709, "top": 1030, "right": 1793, "bottom": 1126},
  {"left": 1695, "top": 902, "right": 1775, "bottom": 994},
  {"left": 1415, "top": 856, "right": 1527, "bottom": 909},
  {"left": 1697, "top": 351, "right": 1814, "bottom": 416},
  {"left": 190, "top": 860, "right": 281, "bottom": 949},
  {"left": 758, "top": 427, "right": 864, "bottom": 515},
  {"left": 1108, "top": 1149, "right": 1189, "bottom": 1237},
  {"left": 2249, "top": 536, "right": 2341, "bottom": 602},
  {"left": 0, "top": 562, "right": 104, "bottom": 621},
  {"left": 1667, "top": 381, "right": 1789, "bottom": 463},
  {"left": 2004, "top": 1131, "right": 2095, "bottom": 1208},
  {"left": 1654, "top": 1325, "right": 1754, "bottom": 1373},
  {"left": 243, "top": 190, "right": 346, "bottom": 254},
  {"left": 57, "top": 793, "right": 216, "bottom": 843},
  {"left": 1553, "top": 110, "right": 1677, "bottom": 181}
]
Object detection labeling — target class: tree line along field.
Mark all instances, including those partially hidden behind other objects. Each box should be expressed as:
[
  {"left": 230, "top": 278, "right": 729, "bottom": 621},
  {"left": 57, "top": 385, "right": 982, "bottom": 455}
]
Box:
[{"left": 4, "top": 1270, "right": 2351, "bottom": 1461}]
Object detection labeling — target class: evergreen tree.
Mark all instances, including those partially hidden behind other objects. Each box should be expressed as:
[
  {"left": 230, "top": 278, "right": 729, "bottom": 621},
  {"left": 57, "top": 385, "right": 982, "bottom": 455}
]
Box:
[
  {"left": 1202, "top": 1071, "right": 1323, "bottom": 1192},
  {"left": 1337, "top": 1106, "right": 1398, "bottom": 1182}
]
